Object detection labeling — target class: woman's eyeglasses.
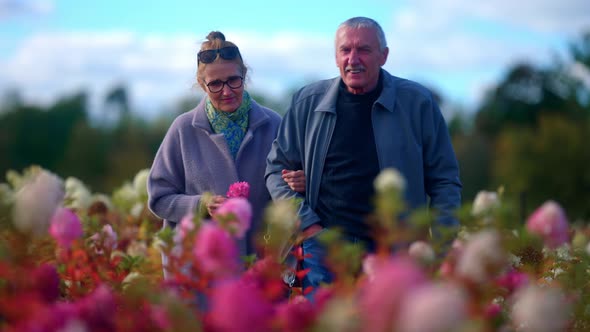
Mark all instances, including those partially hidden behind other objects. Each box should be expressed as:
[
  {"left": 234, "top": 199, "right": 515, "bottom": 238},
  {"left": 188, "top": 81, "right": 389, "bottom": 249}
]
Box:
[
  {"left": 203, "top": 76, "right": 243, "bottom": 93},
  {"left": 197, "top": 46, "right": 241, "bottom": 64}
]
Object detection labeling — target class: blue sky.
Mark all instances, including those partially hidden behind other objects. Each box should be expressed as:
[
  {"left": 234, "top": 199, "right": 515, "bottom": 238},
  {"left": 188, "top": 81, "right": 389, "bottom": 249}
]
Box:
[{"left": 1, "top": 0, "right": 589, "bottom": 118}]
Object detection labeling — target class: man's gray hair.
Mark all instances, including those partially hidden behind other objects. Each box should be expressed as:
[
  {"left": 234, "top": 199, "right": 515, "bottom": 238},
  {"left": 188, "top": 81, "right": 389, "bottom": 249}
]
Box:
[{"left": 337, "top": 17, "right": 387, "bottom": 51}]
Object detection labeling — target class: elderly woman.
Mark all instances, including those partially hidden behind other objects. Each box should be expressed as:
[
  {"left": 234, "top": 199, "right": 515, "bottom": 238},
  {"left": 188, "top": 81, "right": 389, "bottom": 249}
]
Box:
[{"left": 148, "top": 31, "right": 303, "bottom": 260}]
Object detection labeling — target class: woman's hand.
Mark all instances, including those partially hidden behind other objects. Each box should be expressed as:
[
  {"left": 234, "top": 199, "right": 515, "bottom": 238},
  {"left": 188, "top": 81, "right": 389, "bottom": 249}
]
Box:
[
  {"left": 282, "top": 169, "right": 305, "bottom": 193},
  {"left": 206, "top": 195, "right": 226, "bottom": 216}
]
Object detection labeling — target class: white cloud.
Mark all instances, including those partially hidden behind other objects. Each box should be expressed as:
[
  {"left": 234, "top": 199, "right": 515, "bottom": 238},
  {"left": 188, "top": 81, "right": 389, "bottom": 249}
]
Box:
[
  {"left": 1, "top": 2, "right": 586, "bottom": 118},
  {"left": 397, "top": 0, "right": 590, "bottom": 35},
  {"left": 1, "top": 31, "right": 199, "bottom": 117},
  {"left": 380, "top": 1, "right": 589, "bottom": 106},
  {"left": 0, "top": 0, "right": 54, "bottom": 19},
  {"left": 0, "top": 30, "right": 338, "bottom": 118}
]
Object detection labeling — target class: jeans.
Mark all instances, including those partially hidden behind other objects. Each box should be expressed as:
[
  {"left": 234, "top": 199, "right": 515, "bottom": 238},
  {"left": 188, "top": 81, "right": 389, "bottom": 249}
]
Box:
[
  {"left": 300, "top": 229, "right": 376, "bottom": 301},
  {"left": 300, "top": 229, "right": 333, "bottom": 301}
]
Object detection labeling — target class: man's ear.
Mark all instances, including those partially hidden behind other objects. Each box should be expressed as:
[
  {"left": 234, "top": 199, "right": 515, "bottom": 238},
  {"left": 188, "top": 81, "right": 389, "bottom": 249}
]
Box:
[{"left": 380, "top": 47, "right": 389, "bottom": 66}]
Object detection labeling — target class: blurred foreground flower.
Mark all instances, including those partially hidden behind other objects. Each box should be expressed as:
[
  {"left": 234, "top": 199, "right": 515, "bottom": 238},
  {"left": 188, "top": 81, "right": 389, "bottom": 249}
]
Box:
[
  {"left": 12, "top": 168, "right": 64, "bottom": 235},
  {"left": 396, "top": 282, "right": 468, "bottom": 332},
  {"left": 408, "top": 240, "right": 435, "bottom": 265},
  {"left": 360, "top": 257, "right": 426, "bottom": 332},
  {"left": 263, "top": 199, "right": 300, "bottom": 260},
  {"left": 456, "top": 230, "right": 507, "bottom": 284},
  {"left": 526, "top": 200, "right": 569, "bottom": 249},
  {"left": 472, "top": 190, "right": 500, "bottom": 217},
  {"left": 214, "top": 197, "right": 252, "bottom": 238},
  {"left": 49, "top": 207, "right": 83, "bottom": 248},
  {"left": 192, "top": 222, "right": 240, "bottom": 278},
  {"left": 373, "top": 167, "right": 405, "bottom": 193},
  {"left": 64, "top": 177, "right": 93, "bottom": 210},
  {"left": 511, "top": 284, "right": 571, "bottom": 332}
]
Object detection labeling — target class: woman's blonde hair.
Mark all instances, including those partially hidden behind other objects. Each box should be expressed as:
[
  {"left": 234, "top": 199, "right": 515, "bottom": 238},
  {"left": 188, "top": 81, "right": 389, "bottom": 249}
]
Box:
[{"left": 196, "top": 31, "right": 247, "bottom": 90}]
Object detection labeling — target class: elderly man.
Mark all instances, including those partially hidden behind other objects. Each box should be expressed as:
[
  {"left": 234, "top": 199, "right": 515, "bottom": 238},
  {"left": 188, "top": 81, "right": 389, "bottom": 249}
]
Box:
[{"left": 266, "top": 17, "right": 462, "bottom": 295}]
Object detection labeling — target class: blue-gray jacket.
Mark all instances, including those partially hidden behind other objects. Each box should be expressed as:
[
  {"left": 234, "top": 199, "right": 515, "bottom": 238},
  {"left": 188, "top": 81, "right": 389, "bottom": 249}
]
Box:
[{"left": 265, "top": 69, "right": 462, "bottom": 231}]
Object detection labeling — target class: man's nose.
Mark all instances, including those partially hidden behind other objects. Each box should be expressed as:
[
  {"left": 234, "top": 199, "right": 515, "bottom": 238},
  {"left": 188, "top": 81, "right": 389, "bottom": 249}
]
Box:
[{"left": 349, "top": 49, "right": 360, "bottom": 64}]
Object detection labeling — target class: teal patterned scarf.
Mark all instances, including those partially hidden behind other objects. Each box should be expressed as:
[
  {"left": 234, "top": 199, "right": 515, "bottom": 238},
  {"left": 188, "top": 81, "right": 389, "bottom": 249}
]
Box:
[{"left": 206, "top": 91, "right": 251, "bottom": 160}]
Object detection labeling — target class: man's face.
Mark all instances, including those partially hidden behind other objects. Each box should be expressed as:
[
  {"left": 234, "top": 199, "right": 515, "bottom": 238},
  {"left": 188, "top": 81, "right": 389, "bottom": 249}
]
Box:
[{"left": 335, "top": 26, "right": 388, "bottom": 95}]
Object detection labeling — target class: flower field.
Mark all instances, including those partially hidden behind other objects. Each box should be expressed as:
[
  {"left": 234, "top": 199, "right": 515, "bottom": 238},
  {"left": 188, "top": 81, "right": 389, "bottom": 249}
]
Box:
[{"left": 1, "top": 166, "right": 590, "bottom": 331}]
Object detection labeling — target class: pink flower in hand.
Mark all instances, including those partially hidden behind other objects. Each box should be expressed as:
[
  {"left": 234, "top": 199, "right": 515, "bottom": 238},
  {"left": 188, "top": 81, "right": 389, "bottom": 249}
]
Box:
[
  {"left": 526, "top": 200, "right": 569, "bottom": 249},
  {"left": 49, "top": 207, "right": 83, "bottom": 248},
  {"left": 227, "top": 181, "right": 250, "bottom": 199},
  {"left": 214, "top": 197, "right": 252, "bottom": 238},
  {"left": 192, "top": 222, "right": 240, "bottom": 278}
]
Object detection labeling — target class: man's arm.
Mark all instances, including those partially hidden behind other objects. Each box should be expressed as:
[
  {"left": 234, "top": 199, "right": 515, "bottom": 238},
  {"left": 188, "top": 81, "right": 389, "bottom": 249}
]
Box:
[
  {"left": 422, "top": 97, "right": 462, "bottom": 227},
  {"left": 265, "top": 102, "right": 322, "bottom": 231}
]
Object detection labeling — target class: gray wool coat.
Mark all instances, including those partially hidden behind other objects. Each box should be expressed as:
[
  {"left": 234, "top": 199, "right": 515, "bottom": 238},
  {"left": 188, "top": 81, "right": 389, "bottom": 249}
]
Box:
[{"left": 147, "top": 97, "right": 282, "bottom": 255}]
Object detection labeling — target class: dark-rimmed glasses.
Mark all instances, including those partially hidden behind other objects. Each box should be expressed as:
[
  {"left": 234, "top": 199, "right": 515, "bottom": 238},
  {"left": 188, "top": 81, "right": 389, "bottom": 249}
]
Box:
[
  {"left": 197, "top": 46, "right": 241, "bottom": 64},
  {"left": 203, "top": 76, "right": 243, "bottom": 93}
]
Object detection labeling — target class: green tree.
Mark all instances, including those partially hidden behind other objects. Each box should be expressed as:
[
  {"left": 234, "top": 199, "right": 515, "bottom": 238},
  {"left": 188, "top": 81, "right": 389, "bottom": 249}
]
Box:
[{"left": 493, "top": 115, "right": 590, "bottom": 219}]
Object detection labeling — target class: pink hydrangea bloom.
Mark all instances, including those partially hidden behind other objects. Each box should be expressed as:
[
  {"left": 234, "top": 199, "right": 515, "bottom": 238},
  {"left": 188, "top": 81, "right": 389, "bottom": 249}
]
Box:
[
  {"left": 275, "top": 298, "right": 316, "bottom": 332},
  {"left": 214, "top": 197, "right": 252, "bottom": 238},
  {"left": 396, "top": 283, "right": 468, "bottom": 332},
  {"left": 174, "top": 213, "right": 195, "bottom": 243},
  {"left": 208, "top": 279, "right": 274, "bottom": 331},
  {"left": 226, "top": 181, "right": 250, "bottom": 199},
  {"left": 192, "top": 222, "right": 240, "bottom": 278},
  {"left": 76, "top": 284, "right": 117, "bottom": 330},
  {"left": 89, "top": 224, "right": 118, "bottom": 254},
  {"left": 49, "top": 207, "right": 83, "bottom": 248},
  {"left": 101, "top": 224, "right": 118, "bottom": 250},
  {"left": 495, "top": 269, "right": 530, "bottom": 294},
  {"left": 526, "top": 200, "right": 569, "bottom": 248},
  {"left": 359, "top": 257, "right": 427, "bottom": 332},
  {"left": 484, "top": 303, "right": 502, "bottom": 319},
  {"left": 33, "top": 263, "right": 60, "bottom": 303}
]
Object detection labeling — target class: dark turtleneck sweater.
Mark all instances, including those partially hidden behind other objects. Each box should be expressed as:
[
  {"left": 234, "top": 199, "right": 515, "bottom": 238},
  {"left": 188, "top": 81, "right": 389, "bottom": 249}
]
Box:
[{"left": 315, "top": 76, "right": 383, "bottom": 243}]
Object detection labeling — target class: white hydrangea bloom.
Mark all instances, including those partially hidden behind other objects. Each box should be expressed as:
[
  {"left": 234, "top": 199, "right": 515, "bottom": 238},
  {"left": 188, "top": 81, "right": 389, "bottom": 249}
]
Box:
[
  {"left": 0, "top": 183, "right": 13, "bottom": 204},
  {"left": 555, "top": 244, "right": 572, "bottom": 261},
  {"left": 64, "top": 177, "right": 92, "bottom": 210},
  {"left": 511, "top": 285, "right": 570, "bottom": 332},
  {"left": 315, "top": 295, "right": 360, "bottom": 332},
  {"left": 472, "top": 191, "right": 500, "bottom": 216},
  {"left": 397, "top": 283, "right": 468, "bottom": 332},
  {"left": 264, "top": 200, "right": 300, "bottom": 259},
  {"left": 12, "top": 169, "right": 64, "bottom": 235},
  {"left": 456, "top": 229, "right": 507, "bottom": 284},
  {"left": 374, "top": 168, "right": 406, "bottom": 193},
  {"left": 508, "top": 253, "right": 522, "bottom": 267},
  {"left": 265, "top": 200, "right": 299, "bottom": 233},
  {"left": 133, "top": 169, "right": 150, "bottom": 201},
  {"left": 90, "top": 193, "right": 114, "bottom": 210},
  {"left": 408, "top": 241, "right": 435, "bottom": 265}
]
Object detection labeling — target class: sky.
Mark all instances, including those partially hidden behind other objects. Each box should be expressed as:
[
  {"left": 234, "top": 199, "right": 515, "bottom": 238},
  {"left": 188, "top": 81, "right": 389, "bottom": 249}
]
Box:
[{"left": 0, "top": 0, "right": 589, "bottom": 119}]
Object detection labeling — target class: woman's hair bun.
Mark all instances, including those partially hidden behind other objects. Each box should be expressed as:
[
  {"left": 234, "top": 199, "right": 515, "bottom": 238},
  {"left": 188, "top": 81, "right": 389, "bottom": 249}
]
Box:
[{"left": 206, "top": 31, "right": 226, "bottom": 42}]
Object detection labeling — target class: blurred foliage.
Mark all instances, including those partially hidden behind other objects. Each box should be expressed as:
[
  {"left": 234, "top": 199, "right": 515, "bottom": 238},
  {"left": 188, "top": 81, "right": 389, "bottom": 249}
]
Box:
[
  {"left": 452, "top": 30, "right": 590, "bottom": 220},
  {"left": 0, "top": 31, "right": 589, "bottom": 219}
]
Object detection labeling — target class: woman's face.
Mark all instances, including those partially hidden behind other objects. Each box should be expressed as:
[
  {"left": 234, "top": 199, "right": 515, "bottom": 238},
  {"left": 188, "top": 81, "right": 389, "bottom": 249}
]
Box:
[{"left": 202, "top": 61, "right": 244, "bottom": 113}]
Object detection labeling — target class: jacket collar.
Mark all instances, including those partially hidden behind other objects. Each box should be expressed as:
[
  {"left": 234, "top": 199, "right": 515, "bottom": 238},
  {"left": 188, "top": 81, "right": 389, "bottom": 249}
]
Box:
[{"left": 314, "top": 69, "right": 397, "bottom": 114}]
